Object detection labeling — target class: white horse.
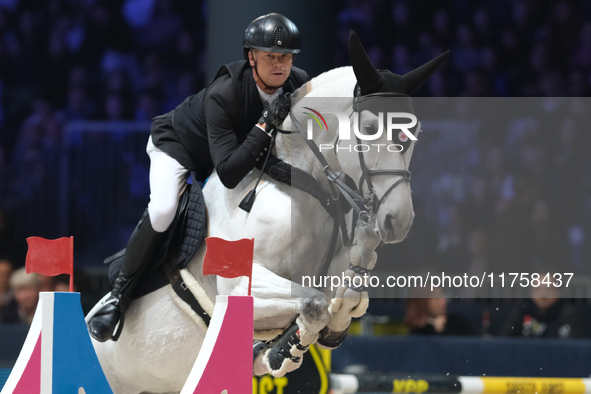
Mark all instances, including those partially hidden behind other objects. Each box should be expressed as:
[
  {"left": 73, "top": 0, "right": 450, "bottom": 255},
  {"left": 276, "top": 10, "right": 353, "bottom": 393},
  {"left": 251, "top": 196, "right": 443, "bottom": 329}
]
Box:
[{"left": 88, "top": 32, "right": 448, "bottom": 393}]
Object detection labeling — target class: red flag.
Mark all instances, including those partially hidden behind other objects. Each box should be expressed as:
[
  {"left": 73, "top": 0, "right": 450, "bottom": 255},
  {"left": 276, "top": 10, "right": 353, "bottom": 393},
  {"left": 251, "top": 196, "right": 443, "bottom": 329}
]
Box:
[
  {"left": 203, "top": 237, "right": 254, "bottom": 295},
  {"left": 26, "top": 236, "right": 74, "bottom": 291}
]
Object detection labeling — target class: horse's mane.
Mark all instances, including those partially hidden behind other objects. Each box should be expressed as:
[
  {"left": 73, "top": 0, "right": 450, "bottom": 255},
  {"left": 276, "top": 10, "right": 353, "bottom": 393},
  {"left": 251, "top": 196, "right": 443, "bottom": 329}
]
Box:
[{"left": 292, "top": 66, "right": 356, "bottom": 100}]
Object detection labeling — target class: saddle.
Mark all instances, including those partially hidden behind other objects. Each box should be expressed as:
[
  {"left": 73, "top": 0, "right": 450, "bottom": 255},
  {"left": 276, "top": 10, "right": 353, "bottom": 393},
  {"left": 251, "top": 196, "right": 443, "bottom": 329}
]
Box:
[{"left": 106, "top": 175, "right": 207, "bottom": 301}]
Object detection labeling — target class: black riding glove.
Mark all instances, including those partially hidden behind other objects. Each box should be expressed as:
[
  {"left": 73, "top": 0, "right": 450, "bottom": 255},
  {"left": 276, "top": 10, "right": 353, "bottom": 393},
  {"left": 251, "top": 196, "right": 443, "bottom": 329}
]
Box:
[{"left": 260, "top": 94, "right": 291, "bottom": 135}]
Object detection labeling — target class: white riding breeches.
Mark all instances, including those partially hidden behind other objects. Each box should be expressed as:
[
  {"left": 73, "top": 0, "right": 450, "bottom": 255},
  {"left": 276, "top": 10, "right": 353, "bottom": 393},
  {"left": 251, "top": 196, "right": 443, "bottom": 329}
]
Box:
[{"left": 146, "top": 137, "right": 190, "bottom": 232}]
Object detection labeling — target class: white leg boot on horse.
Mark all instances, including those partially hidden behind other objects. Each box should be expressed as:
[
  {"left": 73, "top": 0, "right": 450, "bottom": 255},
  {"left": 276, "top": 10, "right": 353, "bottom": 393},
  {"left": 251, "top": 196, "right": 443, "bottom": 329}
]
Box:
[
  {"left": 87, "top": 210, "right": 166, "bottom": 342},
  {"left": 259, "top": 298, "right": 329, "bottom": 378}
]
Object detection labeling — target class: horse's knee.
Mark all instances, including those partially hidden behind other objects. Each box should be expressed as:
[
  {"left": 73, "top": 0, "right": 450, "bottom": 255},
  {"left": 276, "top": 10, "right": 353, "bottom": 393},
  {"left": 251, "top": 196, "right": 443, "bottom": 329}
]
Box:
[{"left": 300, "top": 296, "right": 329, "bottom": 328}]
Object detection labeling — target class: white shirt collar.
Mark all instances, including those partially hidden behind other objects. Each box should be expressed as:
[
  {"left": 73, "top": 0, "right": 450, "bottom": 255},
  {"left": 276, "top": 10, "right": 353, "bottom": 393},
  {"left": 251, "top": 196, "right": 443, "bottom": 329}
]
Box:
[{"left": 256, "top": 85, "right": 283, "bottom": 106}]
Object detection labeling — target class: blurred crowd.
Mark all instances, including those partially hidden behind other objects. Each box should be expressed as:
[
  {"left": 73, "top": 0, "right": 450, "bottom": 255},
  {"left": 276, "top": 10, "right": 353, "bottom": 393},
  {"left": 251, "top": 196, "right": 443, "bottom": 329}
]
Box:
[
  {"left": 379, "top": 96, "right": 591, "bottom": 280},
  {"left": 0, "top": 0, "right": 206, "bottom": 261},
  {"left": 0, "top": 0, "right": 590, "bottom": 334},
  {"left": 333, "top": 0, "right": 591, "bottom": 276},
  {"left": 332, "top": 0, "right": 591, "bottom": 96},
  {"left": 332, "top": 0, "right": 591, "bottom": 339}
]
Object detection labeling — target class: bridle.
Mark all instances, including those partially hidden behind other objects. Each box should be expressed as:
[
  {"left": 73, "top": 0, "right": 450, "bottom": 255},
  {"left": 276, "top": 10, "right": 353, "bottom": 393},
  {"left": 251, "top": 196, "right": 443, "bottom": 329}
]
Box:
[
  {"left": 282, "top": 92, "right": 415, "bottom": 276},
  {"left": 352, "top": 92, "right": 414, "bottom": 220}
]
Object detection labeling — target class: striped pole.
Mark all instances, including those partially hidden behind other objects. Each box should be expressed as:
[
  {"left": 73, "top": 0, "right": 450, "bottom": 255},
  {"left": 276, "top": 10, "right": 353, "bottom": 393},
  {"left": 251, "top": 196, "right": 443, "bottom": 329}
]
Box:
[{"left": 330, "top": 373, "right": 591, "bottom": 394}]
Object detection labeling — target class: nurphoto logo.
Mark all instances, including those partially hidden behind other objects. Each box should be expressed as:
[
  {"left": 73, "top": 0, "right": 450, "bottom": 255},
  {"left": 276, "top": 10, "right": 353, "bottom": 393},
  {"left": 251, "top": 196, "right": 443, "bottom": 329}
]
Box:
[{"left": 303, "top": 107, "right": 418, "bottom": 153}]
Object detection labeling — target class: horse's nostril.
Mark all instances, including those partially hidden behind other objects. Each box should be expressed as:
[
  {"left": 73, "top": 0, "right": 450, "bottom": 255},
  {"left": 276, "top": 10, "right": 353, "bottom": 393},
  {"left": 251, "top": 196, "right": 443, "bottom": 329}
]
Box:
[{"left": 384, "top": 214, "right": 395, "bottom": 234}]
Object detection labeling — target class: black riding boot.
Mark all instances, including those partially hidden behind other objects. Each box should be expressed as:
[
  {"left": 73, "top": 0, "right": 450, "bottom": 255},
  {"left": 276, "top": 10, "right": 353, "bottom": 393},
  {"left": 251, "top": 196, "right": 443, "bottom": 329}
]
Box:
[{"left": 88, "top": 210, "right": 165, "bottom": 342}]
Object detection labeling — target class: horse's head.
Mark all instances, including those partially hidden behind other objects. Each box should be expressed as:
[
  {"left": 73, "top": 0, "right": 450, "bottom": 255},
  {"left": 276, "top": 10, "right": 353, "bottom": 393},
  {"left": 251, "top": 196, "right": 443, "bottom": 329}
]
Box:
[{"left": 339, "top": 31, "right": 449, "bottom": 244}]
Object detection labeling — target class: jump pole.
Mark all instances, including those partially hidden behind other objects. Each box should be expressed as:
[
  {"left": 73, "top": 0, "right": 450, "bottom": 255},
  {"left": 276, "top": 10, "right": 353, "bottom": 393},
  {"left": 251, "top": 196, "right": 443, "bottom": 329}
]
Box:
[{"left": 330, "top": 373, "right": 591, "bottom": 393}]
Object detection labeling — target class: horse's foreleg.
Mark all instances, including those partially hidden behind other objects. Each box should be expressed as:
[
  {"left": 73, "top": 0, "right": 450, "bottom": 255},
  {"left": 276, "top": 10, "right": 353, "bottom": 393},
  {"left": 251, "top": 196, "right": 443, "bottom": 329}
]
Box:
[
  {"left": 320, "top": 227, "right": 380, "bottom": 349},
  {"left": 218, "top": 263, "right": 331, "bottom": 334},
  {"left": 217, "top": 263, "right": 330, "bottom": 377}
]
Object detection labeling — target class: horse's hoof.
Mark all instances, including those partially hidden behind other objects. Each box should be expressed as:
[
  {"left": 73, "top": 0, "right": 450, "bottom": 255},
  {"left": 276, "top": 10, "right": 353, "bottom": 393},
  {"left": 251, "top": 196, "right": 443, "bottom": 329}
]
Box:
[{"left": 87, "top": 302, "right": 122, "bottom": 342}]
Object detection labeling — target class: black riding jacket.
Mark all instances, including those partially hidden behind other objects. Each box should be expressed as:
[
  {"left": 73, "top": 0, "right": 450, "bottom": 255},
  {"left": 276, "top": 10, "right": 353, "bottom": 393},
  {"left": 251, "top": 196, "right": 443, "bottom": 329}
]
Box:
[{"left": 151, "top": 60, "right": 309, "bottom": 188}]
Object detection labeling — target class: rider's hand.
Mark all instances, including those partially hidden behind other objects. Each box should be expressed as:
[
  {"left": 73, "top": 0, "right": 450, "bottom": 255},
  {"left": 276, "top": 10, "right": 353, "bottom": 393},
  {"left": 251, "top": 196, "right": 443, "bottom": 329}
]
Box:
[{"left": 260, "top": 95, "right": 291, "bottom": 135}]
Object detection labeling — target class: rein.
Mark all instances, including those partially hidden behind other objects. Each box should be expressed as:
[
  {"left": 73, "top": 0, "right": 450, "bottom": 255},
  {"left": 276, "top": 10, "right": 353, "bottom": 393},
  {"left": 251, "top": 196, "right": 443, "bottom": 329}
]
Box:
[{"left": 288, "top": 115, "right": 363, "bottom": 247}]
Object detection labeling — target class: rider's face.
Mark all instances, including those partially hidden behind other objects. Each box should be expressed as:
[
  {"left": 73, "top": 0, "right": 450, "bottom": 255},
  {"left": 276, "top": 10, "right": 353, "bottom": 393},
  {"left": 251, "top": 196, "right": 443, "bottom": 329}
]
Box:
[{"left": 249, "top": 49, "right": 293, "bottom": 91}]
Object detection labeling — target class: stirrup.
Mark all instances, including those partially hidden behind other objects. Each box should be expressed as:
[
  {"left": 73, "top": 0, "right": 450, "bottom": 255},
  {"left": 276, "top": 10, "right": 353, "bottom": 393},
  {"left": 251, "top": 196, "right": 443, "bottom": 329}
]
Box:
[
  {"left": 88, "top": 297, "right": 127, "bottom": 342},
  {"left": 111, "top": 309, "right": 126, "bottom": 341}
]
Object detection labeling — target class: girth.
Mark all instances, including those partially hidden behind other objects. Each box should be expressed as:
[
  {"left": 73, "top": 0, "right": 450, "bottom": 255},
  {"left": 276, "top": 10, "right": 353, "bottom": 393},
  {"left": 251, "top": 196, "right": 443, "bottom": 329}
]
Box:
[{"left": 163, "top": 263, "right": 211, "bottom": 327}]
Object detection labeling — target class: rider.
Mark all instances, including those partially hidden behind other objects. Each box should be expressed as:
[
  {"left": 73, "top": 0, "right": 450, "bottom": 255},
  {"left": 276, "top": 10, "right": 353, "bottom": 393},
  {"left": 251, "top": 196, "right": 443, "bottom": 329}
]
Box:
[{"left": 88, "top": 13, "right": 310, "bottom": 342}]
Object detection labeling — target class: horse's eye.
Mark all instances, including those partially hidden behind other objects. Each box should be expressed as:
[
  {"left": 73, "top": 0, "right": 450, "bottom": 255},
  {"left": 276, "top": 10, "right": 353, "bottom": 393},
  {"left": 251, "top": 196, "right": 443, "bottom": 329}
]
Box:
[{"left": 362, "top": 120, "right": 379, "bottom": 136}]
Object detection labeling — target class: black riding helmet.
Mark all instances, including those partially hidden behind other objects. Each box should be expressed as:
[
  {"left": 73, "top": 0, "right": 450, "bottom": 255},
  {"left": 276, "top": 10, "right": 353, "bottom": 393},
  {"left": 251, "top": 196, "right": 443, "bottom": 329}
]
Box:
[{"left": 243, "top": 13, "right": 301, "bottom": 60}]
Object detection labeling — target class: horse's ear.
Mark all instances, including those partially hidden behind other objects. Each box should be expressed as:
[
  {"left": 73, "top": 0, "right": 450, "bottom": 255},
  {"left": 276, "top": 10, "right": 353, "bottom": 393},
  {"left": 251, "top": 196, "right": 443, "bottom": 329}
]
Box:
[
  {"left": 401, "top": 50, "right": 450, "bottom": 95},
  {"left": 348, "top": 30, "right": 381, "bottom": 94}
]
